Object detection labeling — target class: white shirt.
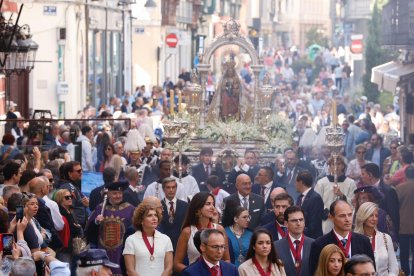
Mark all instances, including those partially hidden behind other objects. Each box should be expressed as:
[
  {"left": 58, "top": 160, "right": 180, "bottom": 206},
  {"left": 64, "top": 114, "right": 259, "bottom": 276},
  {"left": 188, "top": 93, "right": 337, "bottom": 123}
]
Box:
[
  {"left": 203, "top": 256, "right": 220, "bottom": 269},
  {"left": 123, "top": 230, "right": 173, "bottom": 276},
  {"left": 238, "top": 193, "right": 249, "bottom": 209},
  {"left": 178, "top": 174, "right": 200, "bottom": 199},
  {"left": 143, "top": 177, "right": 186, "bottom": 201},
  {"left": 288, "top": 233, "right": 304, "bottom": 261},
  {"left": 214, "top": 189, "right": 230, "bottom": 215},
  {"left": 164, "top": 197, "right": 177, "bottom": 214},
  {"left": 261, "top": 181, "right": 273, "bottom": 203},
  {"left": 43, "top": 196, "right": 64, "bottom": 231},
  {"left": 333, "top": 228, "right": 352, "bottom": 257},
  {"left": 372, "top": 231, "right": 399, "bottom": 276},
  {"left": 301, "top": 187, "right": 312, "bottom": 202}
]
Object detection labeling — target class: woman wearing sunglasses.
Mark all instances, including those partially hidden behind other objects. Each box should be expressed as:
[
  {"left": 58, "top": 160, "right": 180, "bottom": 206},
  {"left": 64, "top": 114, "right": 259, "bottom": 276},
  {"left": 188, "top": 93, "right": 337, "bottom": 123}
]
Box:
[{"left": 55, "top": 189, "right": 83, "bottom": 271}]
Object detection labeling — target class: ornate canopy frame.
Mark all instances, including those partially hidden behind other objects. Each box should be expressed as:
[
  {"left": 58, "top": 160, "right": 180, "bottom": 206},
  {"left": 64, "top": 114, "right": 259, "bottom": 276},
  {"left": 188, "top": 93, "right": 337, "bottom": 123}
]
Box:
[{"left": 197, "top": 18, "right": 264, "bottom": 127}]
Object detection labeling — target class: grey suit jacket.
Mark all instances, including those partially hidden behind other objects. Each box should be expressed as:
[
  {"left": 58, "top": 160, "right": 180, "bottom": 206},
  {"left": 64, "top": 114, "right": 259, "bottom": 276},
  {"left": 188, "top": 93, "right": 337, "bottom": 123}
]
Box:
[{"left": 274, "top": 236, "right": 314, "bottom": 276}]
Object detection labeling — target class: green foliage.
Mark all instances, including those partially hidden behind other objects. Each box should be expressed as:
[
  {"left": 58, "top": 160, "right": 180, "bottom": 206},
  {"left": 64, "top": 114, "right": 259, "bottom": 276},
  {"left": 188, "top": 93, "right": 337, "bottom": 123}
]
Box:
[
  {"left": 305, "top": 27, "right": 329, "bottom": 48},
  {"left": 362, "top": 0, "right": 395, "bottom": 102},
  {"left": 378, "top": 90, "right": 394, "bottom": 110}
]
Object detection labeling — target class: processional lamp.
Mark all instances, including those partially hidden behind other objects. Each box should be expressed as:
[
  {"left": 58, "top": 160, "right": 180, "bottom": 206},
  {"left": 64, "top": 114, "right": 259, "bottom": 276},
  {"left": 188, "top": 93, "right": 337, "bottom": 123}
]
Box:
[
  {"left": 325, "top": 100, "right": 344, "bottom": 199},
  {"left": 0, "top": 0, "right": 39, "bottom": 75}
]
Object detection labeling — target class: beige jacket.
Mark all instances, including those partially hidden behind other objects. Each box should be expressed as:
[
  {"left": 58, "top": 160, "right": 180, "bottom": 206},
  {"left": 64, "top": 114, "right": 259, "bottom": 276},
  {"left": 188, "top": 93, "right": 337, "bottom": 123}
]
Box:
[{"left": 238, "top": 258, "right": 286, "bottom": 276}]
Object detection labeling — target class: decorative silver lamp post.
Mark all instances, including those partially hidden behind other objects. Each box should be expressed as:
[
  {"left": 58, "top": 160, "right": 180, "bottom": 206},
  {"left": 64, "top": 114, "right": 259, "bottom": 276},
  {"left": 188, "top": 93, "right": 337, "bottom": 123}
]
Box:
[
  {"left": 325, "top": 100, "right": 344, "bottom": 197},
  {"left": 185, "top": 69, "right": 202, "bottom": 136},
  {"left": 163, "top": 117, "right": 189, "bottom": 183}
]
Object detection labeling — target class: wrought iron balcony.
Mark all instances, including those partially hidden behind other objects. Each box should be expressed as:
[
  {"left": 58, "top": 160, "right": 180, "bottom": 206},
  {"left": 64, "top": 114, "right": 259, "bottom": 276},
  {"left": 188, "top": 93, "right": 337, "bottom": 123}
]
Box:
[{"left": 381, "top": 0, "right": 414, "bottom": 50}]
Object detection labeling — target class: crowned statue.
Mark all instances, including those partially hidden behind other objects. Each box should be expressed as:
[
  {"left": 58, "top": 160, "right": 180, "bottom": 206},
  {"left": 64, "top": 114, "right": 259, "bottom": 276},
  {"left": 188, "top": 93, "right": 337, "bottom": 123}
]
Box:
[{"left": 207, "top": 52, "right": 253, "bottom": 122}]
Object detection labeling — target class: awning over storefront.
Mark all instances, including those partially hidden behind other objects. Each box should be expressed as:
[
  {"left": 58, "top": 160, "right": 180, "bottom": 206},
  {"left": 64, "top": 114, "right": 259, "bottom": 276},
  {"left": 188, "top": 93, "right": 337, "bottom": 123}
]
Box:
[{"left": 371, "top": 61, "right": 414, "bottom": 92}]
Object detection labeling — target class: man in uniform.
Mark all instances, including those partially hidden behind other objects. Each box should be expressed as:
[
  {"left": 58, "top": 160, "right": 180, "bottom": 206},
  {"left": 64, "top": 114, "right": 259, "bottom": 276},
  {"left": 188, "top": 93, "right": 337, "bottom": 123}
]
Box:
[{"left": 85, "top": 181, "right": 135, "bottom": 275}]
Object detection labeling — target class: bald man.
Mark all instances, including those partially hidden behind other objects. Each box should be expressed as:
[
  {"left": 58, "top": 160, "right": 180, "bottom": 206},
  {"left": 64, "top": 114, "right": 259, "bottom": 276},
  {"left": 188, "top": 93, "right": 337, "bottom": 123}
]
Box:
[
  {"left": 224, "top": 173, "right": 265, "bottom": 230},
  {"left": 29, "top": 177, "right": 63, "bottom": 249}
]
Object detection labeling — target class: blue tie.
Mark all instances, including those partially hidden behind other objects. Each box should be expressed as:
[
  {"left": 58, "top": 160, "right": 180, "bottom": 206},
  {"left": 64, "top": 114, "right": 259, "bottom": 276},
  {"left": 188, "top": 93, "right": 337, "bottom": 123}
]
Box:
[{"left": 341, "top": 239, "right": 347, "bottom": 247}]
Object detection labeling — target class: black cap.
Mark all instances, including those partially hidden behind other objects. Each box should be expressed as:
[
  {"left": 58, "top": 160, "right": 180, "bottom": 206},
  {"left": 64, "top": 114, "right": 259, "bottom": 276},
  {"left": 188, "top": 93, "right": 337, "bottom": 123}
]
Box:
[
  {"left": 105, "top": 181, "right": 129, "bottom": 191},
  {"left": 354, "top": 185, "right": 384, "bottom": 201},
  {"left": 78, "top": 249, "right": 120, "bottom": 269}
]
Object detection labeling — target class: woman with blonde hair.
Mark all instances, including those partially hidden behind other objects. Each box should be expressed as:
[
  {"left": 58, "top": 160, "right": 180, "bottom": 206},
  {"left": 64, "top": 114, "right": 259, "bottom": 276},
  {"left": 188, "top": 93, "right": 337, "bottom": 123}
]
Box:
[
  {"left": 354, "top": 202, "right": 399, "bottom": 276},
  {"left": 123, "top": 202, "right": 173, "bottom": 276},
  {"left": 314, "top": 244, "right": 346, "bottom": 276}
]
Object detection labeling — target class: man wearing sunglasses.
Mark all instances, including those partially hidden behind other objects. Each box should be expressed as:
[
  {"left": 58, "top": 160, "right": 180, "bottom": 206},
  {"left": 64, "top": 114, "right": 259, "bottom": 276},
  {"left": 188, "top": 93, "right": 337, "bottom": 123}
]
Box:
[{"left": 59, "top": 161, "right": 89, "bottom": 228}]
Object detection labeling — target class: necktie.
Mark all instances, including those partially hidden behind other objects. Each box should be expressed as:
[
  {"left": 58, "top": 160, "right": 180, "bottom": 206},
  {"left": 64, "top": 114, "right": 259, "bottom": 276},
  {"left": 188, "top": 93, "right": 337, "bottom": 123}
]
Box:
[
  {"left": 282, "top": 226, "right": 288, "bottom": 234},
  {"left": 287, "top": 170, "right": 293, "bottom": 183},
  {"left": 297, "top": 194, "right": 304, "bottom": 207},
  {"left": 261, "top": 186, "right": 266, "bottom": 198},
  {"left": 211, "top": 265, "right": 220, "bottom": 276},
  {"left": 341, "top": 239, "right": 347, "bottom": 247},
  {"left": 294, "top": 240, "right": 300, "bottom": 253},
  {"left": 242, "top": 197, "right": 248, "bottom": 209},
  {"left": 169, "top": 201, "right": 175, "bottom": 217},
  {"left": 206, "top": 165, "right": 210, "bottom": 176}
]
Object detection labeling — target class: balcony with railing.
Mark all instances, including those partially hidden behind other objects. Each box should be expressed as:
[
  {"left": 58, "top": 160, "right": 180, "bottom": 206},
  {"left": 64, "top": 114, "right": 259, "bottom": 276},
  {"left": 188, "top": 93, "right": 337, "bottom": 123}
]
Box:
[{"left": 381, "top": 0, "right": 414, "bottom": 50}]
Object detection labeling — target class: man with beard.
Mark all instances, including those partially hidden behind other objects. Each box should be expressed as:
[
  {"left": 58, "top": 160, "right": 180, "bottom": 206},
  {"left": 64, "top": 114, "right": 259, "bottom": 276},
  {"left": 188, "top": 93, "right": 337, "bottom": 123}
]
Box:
[
  {"left": 85, "top": 181, "right": 135, "bottom": 275},
  {"left": 262, "top": 193, "right": 294, "bottom": 241}
]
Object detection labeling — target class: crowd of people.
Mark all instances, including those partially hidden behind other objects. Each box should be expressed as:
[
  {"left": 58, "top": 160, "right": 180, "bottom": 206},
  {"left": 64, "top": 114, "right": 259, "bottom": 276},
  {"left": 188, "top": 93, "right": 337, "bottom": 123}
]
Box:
[{"left": 0, "top": 45, "right": 412, "bottom": 276}]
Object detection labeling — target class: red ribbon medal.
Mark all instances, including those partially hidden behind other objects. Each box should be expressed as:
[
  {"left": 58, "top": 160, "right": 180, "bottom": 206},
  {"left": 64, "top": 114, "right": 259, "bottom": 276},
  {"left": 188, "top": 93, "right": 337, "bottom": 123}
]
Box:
[
  {"left": 252, "top": 257, "right": 272, "bottom": 276},
  {"left": 142, "top": 231, "right": 155, "bottom": 261},
  {"left": 334, "top": 232, "right": 352, "bottom": 258},
  {"left": 275, "top": 223, "right": 287, "bottom": 238},
  {"left": 371, "top": 231, "right": 376, "bottom": 252},
  {"left": 287, "top": 234, "right": 305, "bottom": 270}
]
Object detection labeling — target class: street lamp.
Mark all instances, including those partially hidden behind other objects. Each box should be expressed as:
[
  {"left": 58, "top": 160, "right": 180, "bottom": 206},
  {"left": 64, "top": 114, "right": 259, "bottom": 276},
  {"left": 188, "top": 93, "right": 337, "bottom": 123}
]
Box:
[{"left": 144, "top": 0, "right": 157, "bottom": 14}]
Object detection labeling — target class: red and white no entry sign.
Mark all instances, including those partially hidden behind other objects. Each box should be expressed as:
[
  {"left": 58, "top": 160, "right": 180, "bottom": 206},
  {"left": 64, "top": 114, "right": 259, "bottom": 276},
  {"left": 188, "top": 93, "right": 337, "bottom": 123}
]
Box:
[
  {"left": 165, "top": 33, "right": 178, "bottom": 48},
  {"left": 350, "top": 34, "right": 363, "bottom": 54}
]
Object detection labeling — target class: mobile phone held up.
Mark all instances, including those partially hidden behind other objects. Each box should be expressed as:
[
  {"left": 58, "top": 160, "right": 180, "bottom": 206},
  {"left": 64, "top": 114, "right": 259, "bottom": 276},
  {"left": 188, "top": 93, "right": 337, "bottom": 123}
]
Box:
[
  {"left": 15, "top": 205, "right": 24, "bottom": 222},
  {"left": 2, "top": 233, "right": 14, "bottom": 255}
]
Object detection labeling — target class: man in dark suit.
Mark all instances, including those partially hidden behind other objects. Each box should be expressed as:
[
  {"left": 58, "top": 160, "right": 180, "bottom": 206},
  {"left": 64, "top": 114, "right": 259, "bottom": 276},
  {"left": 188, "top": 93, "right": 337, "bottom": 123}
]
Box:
[
  {"left": 224, "top": 173, "right": 265, "bottom": 230},
  {"left": 89, "top": 167, "right": 116, "bottom": 211},
  {"left": 159, "top": 177, "right": 188, "bottom": 251},
  {"left": 252, "top": 166, "right": 278, "bottom": 213},
  {"left": 309, "top": 200, "right": 375, "bottom": 275},
  {"left": 295, "top": 170, "right": 323, "bottom": 239},
  {"left": 364, "top": 133, "right": 391, "bottom": 175},
  {"left": 275, "top": 206, "right": 314, "bottom": 276},
  {"left": 227, "top": 149, "right": 261, "bottom": 193},
  {"left": 191, "top": 147, "right": 225, "bottom": 192},
  {"left": 262, "top": 193, "right": 293, "bottom": 241},
  {"left": 361, "top": 163, "right": 400, "bottom": 235},
  {"left": 122, "top": 167, "right": 142, "bottom": 207},
  {"left": 259, "top": 187, "right": 288, "bottom": 226},
  {"left": 182, "top": 229, "right": 238, "bottom": 276},
  {"left": 280, "top": 149, "right": 306, "bottom": 200}
]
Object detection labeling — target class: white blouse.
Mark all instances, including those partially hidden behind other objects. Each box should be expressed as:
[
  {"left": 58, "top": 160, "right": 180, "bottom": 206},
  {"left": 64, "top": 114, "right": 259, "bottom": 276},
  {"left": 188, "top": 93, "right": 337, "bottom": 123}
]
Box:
[
  {"left": 371, "top": 231, "right": 399, "bottom": 276},
  {"left": 123, "top": 230, "right": 173, "bottom": 275}
]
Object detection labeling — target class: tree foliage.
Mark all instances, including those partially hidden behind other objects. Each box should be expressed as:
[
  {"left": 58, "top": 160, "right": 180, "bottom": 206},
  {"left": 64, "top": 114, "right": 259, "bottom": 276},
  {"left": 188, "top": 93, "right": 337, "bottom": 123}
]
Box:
[
  {"left": 305, "top": 27, "right": 329, "bottom": 48},
  {"left": 363, "top": 0, "right": 393, "bottom": 102}
]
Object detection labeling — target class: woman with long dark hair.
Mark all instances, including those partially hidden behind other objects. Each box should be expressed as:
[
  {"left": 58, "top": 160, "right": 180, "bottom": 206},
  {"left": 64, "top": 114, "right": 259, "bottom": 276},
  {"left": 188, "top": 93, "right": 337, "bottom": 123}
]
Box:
[
  {"left": 173, "top": 191, "right": 230, "bottom": 273},
  {"left": 238, "top": 228, "right": 286, "bottom": 276},
  {"left": 102, "top": 143, "right": 123, "bottom": 180}
]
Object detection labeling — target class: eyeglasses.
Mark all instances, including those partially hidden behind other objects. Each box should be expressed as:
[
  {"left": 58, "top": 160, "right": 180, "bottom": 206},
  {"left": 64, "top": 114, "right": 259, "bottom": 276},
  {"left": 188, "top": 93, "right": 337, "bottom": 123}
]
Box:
[
  {"left": 64, "top": 195, "right": 73, "bottom": 200},
  {"left": 204, "top": 244, "right": 228, "bottom": 251},
  {"left": 74, "top": 169, "right": 82, "bottom": 173},
  {"left": 288, "top": 218, "right": 305, "bottom": 224},
  {"left": 239, "top": 215, "right": 251, "bottom": 221}
]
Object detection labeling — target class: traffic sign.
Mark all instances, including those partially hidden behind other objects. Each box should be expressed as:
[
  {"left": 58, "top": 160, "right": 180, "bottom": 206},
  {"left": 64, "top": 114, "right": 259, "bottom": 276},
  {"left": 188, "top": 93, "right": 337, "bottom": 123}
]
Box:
[
  {"left": 165, "top": 33, "right": 178, "bottom": 48},
  {"left": 350, "top": 34, "right": 363, "bottom": 54}
]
